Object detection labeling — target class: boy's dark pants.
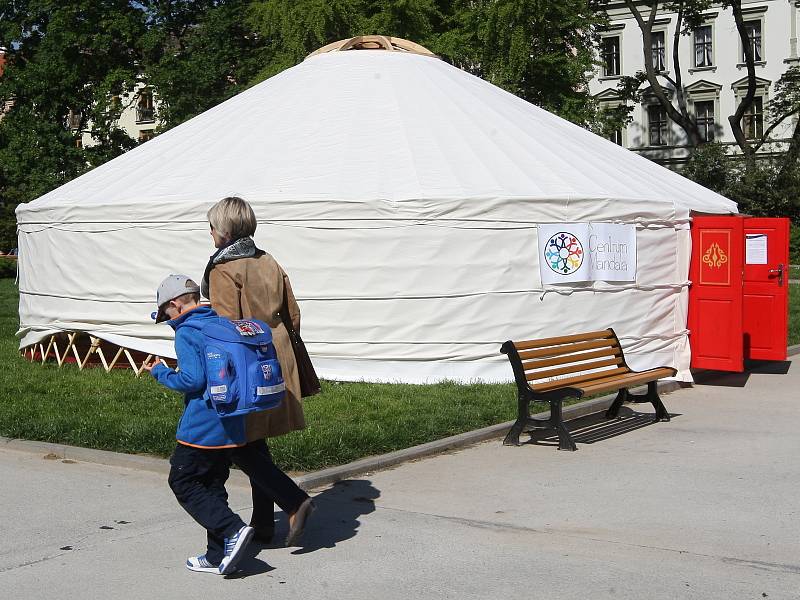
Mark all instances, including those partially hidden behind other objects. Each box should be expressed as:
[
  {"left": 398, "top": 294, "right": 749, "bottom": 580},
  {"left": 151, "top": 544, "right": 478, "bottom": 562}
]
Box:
[
  {"left": 233, "top": 439, "right": 309, "bottom": 538},
  {"left": 168, "top": 444, "right": 246, "bottom": 566}
]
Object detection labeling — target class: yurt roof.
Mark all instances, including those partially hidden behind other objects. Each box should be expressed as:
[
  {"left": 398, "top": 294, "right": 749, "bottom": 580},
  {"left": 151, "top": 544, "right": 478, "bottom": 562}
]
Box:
[{"left": 17, "top": 37, "right": 736, "bottom": 225}]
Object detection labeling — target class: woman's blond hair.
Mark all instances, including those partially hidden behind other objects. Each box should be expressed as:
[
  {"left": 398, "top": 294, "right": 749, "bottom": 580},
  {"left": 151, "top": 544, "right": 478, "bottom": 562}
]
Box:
[{"left": 207, "top": 196, "right": 257, "bottom": 241}]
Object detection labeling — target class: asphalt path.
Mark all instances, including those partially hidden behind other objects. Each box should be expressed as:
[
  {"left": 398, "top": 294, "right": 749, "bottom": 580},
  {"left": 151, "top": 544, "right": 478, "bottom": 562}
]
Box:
[{"left": 1, "top": 358, "right": 798, "bottom": 599}]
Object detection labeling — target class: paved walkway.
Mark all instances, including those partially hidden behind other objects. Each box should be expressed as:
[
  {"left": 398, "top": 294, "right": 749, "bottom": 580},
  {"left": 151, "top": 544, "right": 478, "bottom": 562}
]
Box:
[{"left": 1, "top": 359, "right": 798, "bottom": 599}]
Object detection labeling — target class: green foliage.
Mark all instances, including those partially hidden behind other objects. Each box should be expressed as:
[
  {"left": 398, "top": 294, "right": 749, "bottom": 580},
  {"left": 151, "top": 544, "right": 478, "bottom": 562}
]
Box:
[
  {"left": 247, "top": 0, "right": 362, "bottom": 80},
  {"left": 441, "top": 0, "right": 605, "bottom": 125},
  {"left": 0, "top": 258, "right": 16, "bottom": 278},
  {"left": 680, "top": 143, "right": 733, "bottom": 196},
  {"left": 139, "top": 0, "right": 271, "bottom": 128},
  {"left": 248, "top": 0, "right": 607, "bottom": 126},
  {"left": 790, "top": 223, "right": 800, "bottom": 265},
  {"left": 683, "top": 145, "right": 800, "bottom": 223},
  {"left": 790, "top": 284, "right": 800, "bottom": 348},
  {"left": 0, "top": 0, "right": 145, "bottom": 249}
]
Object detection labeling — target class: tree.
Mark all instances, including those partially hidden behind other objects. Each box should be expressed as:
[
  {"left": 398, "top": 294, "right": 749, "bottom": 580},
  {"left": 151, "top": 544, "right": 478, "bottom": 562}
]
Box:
[
  {"left": 436, "top": 0, "right": 607, "bottom": 126},
  {"left": 138, "top": 0, "right": 271, "bottom": 129},
  {"left": 0, "top": 0, "right": 145, "bottom": 249},
  {"left": 246, "top": 0, "right": 440, "bottom": 81}
]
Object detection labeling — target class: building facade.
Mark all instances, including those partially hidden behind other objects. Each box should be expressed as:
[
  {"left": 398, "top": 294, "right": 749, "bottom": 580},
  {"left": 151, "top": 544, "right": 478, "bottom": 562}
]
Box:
[
  {"left": 589, "top": 0, "right": 800, "bottom": 166},
  {"left": 74, "top": 84, "right": 160, "bottom": 147}
]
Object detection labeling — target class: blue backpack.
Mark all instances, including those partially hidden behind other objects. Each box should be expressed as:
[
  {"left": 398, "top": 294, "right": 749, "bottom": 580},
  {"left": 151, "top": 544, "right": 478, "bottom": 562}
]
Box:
[{"left": 195, "top": 317, "right": 286, "bottom": 419}]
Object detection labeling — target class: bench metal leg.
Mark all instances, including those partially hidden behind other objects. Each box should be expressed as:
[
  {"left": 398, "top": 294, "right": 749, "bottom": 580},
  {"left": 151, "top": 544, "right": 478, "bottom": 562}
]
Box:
[
  {"left": 503, "top": 392, "right": 529, "bottom": 446},
  {"left": 555, "top": 423, "right": 577, "bottom": 451},
  {"left": 647, "top": 381, "right": 671, "bottom": 422},
  {"left": 623, "top": 381, "right": 671, "bottom": 422},
  {"left": 605, "top": 388, "right": 628, "bottom": 419},
  {"left": 503, "top": 419, "right": 526, "bottom": 446},
  {"left": 551, "top": 399, "right": 577, "bottom": 451}
]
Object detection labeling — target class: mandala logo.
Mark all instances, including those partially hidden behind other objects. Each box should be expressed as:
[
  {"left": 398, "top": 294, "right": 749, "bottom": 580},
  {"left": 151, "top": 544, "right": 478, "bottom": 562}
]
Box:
[{"left": 544, "top": 231, "right": 584, "bottom": 275}]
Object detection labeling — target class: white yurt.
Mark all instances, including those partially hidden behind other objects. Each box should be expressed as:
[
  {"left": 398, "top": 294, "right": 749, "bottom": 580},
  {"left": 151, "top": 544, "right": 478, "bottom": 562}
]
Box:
[{"left": 15, "top": 36, "right": 736, "bottom": 383}]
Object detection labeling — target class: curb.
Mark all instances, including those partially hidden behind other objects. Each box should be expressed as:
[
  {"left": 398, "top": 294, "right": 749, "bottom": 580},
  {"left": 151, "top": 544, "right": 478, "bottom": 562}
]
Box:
[{"left": 0, "top": 380, "right": 682, "bottom": 492}]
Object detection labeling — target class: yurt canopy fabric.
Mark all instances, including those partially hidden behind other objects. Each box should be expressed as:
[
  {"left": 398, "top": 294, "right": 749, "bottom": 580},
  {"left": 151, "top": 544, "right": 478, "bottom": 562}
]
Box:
[{"left": 16, "top": 38, "right": 736, "bottom": 382}]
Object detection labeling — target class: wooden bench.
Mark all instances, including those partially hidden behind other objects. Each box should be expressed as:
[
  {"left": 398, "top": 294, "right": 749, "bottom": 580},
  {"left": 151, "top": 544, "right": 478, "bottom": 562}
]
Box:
[{"left": 500, "top": 328, "right": 675, "bottom": 451}]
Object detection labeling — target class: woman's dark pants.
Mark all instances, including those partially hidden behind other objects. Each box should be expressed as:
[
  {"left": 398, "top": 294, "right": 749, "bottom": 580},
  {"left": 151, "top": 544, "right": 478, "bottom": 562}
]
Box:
[{"left": 232, "top": 439, "right": 309, "bottom": 539}]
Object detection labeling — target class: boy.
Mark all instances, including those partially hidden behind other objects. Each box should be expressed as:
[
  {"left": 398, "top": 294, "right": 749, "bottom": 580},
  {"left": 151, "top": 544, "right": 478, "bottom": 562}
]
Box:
[{"left": 143, "top": 274, "right": 253, "bottom": 575}]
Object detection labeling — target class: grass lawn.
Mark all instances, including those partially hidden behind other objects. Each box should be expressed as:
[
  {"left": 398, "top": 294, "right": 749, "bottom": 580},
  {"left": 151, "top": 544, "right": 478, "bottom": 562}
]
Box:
[
  {"left": 0, "top": 279, "right": 517, "bottom": 471},
  {"left": 2, "top": 279, "right": 797, "bottom": 472},
  {"left": 789, "top": 283, "right": 800, "bottom": 347}
]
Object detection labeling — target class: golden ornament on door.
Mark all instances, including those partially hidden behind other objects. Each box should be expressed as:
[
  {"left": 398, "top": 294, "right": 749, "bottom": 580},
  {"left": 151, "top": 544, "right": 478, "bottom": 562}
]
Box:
[{"left": 702, "top": 243, "right": 728, "bottom": 269}]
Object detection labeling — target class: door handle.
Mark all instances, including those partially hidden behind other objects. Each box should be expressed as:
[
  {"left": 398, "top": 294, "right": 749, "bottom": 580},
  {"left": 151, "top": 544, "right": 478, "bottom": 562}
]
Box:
[{"left": 768, "top": 263, "right": 784, "bottom": 286}]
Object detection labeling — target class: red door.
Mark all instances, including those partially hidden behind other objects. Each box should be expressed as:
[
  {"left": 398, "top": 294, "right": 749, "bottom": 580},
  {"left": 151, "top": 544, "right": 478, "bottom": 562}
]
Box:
[
  {"left": 688, "top": 215, "right": 744, "bottom": 371},
  {"left": 742, "top": 218, "right": 790, "bottom": 361}
]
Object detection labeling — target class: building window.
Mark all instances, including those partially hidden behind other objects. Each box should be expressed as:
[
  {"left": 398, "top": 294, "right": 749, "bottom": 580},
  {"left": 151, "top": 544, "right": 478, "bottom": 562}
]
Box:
[
  {"left": 137, "top": 90, "right": 155, "bottom": 123},
  {"left": 694, "top": 25, "right": 713, "bottom": 67},
  {"left": 651, "top": 30, "right": 667, "bottom": 72},
  {"left": 139, "top": 129, "right": 155, "bottom": 143},
  {"left": 601, "top": 36, "right": 620, "bottom": 77},
  {"left": 67, "top": 109, "right": 82, "bottom": 131},
  {"left": 647, "top": 104, "right": 669, "bottom": 146},
  {"left": 694, "top": 100, "right": 715, "bottom": 142},
  {"left": 742, "top": 97, "right": 764, "bottom": 139},
  {"left": 743, "top": 20, "right": 762, "bottom": 62},
  {"left": 609, "top": 128, "right": 623, "bottom": 146}
]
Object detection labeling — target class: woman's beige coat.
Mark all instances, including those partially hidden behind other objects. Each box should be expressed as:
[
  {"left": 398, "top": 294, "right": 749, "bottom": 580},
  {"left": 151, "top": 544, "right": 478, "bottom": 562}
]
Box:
[{"left": 208, "top": 253, "right": 306, "bottom": 441}]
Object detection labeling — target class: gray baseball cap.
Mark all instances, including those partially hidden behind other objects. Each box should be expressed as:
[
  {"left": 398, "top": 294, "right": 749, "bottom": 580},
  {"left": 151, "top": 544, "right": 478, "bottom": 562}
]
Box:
[{"left": 152, "top": 274, "right": 200, "bottom": 323}]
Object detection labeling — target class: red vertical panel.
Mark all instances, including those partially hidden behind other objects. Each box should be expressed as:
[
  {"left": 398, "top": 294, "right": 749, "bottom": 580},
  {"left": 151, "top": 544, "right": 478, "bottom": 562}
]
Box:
[
  {"left": 743, "top": 217, "right": 789, "bottom": 361},
  {"left": 688, "top": 215, "right": 744, "bottom": 371}
]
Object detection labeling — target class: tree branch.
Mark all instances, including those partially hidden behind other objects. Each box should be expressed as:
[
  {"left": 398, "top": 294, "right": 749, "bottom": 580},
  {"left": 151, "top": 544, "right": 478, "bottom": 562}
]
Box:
[
  {"left": 623, "top": 0, "right": 701, "bottom": 146},
  {"left": 728, "top": 0, "right": 757, "bottom": 162},
  {"left": 751, "top": 107, "right": 800, "bottom": 152}
]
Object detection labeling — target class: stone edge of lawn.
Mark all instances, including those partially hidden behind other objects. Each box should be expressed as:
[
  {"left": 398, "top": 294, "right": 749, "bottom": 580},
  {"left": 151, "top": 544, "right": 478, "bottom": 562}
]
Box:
[
  {"left": 0, "top": 379, "right": 692, "bottom": 491},
  {"left": 3, "top": 345, "right": 798, "bottom": 491}
]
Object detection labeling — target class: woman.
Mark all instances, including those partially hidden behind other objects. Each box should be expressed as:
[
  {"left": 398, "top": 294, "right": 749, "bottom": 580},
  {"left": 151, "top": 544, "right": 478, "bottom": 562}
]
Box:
[{"left": 203, "top": 196, "right": 312, "bottom": 546}]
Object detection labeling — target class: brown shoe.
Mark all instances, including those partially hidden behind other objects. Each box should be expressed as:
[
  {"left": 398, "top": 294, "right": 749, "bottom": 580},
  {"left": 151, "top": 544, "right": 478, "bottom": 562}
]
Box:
[{"left": 285, "top": 498, "right": 315, "bottom": 547}]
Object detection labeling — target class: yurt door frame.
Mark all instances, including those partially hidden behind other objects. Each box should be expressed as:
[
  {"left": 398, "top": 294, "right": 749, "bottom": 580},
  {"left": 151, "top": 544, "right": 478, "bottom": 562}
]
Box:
[{"left": 688, "top": 214, "right": 790, "bottom": 372}]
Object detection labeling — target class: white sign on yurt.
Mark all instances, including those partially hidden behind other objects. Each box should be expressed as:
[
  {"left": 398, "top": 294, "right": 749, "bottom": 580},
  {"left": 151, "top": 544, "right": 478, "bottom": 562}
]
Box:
[{"left": 538, "top": 223, "right": 637, "bottom": 284}]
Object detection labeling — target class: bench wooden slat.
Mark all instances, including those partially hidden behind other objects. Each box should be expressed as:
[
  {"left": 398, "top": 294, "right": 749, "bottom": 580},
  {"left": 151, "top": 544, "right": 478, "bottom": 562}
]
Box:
[
  {"left": 517, "top": 338, "right": 618, "bottom": 361},
  {"left": 521, "top": 347, "right": 622, "bottom": 371},
  {"left": 512, "top": 329, "right": 614, "bottom": 351},
  {"left": 525, "top": 356, "right": 625, "bottom": 382},
  {"left": 531, "top": 366, "right": 630, "bottom": 393},
  {"left": 576, "top": 367, "right": 676, "bottom": 395}
]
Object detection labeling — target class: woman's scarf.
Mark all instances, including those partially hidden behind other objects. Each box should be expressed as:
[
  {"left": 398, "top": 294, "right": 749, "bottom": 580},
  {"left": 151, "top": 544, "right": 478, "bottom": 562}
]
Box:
[{"left": 201, "top": 236, "right": 259, "bottom": 299}]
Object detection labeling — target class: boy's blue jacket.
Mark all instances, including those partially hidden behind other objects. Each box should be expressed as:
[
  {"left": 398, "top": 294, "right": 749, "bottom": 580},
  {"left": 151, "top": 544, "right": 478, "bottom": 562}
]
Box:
[{"left": 150, "top": 305, "right": 246, "bottom": 449}]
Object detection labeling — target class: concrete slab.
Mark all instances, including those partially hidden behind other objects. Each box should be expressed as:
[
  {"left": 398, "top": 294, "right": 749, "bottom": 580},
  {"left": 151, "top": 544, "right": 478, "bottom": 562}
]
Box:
[{"left": 1, "top": 358, "right": 798, "bottom": 599}]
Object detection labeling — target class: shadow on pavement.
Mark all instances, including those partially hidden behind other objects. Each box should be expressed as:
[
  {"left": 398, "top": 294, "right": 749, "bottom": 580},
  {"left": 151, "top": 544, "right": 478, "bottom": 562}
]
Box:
[
  {"left": 525, "top": 406, "right": 681, "bottom": 448},
  {"left": 225, "top": 555, "right": 274, "bottom": 578},
  {"left": 290, "top": 479, "right": 380, "bottom": 555},
  {"left": 693, "top": 359, "right": 792, "bottom": 387},
  {"left": 234, "top": 479, "right": 379, "bottom": 574}
]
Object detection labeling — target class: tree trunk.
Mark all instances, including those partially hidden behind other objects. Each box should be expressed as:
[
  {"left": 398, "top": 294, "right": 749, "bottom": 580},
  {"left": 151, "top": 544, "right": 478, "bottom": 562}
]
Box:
[
  {"left": 623, "top": 0, "right": 702, "bottom": 148},
  {"left": 728, "top": 0, "right": 757, "bottom": 169}
]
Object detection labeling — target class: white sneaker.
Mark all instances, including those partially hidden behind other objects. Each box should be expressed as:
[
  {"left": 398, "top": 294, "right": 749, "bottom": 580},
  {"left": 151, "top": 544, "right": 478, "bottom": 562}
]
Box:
[
  {"left": 218, "top": 525, "right": 254, "bottom": 575},
  {"left": 186, "top": 554, "right": 220, "bottom": 574}
]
